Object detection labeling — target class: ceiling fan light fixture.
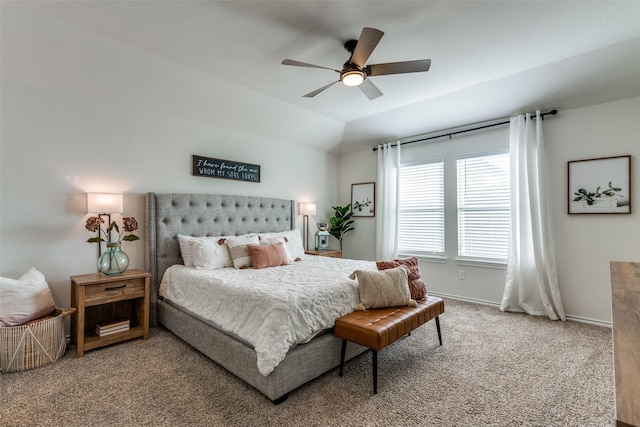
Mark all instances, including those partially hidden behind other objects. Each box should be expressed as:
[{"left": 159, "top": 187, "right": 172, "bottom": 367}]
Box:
[
  {"left": 281, "top": 27, "right": 431, "bottom": 99},
  {"left": 341, "top": 70, "right": 365, "bottom": 87}
]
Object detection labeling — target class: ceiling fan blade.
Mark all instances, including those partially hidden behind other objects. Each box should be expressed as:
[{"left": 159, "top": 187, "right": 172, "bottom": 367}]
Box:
[
  {"left": 350, "top": 27, "right": 384, "bottom": 68},
  {"left": 367, "top": 59, "right": 431, "bottom": 76},
  {"left": 281, "top": 59, "right": 340, "bottom": 73},
  {"left": 358, "top": 78, "right": 383, "bottom": 100},
  {"left": 303, "top": 81, "right": 340, "bottom": 98}
]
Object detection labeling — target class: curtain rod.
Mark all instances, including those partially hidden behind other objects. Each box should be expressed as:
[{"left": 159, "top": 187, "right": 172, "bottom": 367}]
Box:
[{"left": 372, "top": 109, "right": 558, "bottom": 151}]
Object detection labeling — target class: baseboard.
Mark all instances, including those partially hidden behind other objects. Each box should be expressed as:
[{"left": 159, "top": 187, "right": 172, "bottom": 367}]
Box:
[
  {"left": 564, "top": 314, "right": 611, "bottom": 328},
  {"left": 428, "top": 291, "right": 500, "bottom": 309},
  {"left": 429, "top": 291, "right": 612, "bottom": 328}
]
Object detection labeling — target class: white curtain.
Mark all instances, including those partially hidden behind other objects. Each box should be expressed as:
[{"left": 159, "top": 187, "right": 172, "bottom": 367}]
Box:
[
  {"left": 376, "top": 142, "right": 401, "bottom": 260},
  {"left": 501, "top": 112, "right": 566, "bottom": 320}
]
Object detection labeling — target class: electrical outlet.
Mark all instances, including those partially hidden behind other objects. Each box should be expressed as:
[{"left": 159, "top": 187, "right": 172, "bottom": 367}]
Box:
[{"left": 458, "top": 269, "right": 466, "bottom": 280}]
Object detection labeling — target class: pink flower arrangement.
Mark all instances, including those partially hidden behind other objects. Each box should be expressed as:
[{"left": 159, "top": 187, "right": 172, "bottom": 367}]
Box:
[{"left": 85, "top": 216, "right": 140, "bottom": 243}]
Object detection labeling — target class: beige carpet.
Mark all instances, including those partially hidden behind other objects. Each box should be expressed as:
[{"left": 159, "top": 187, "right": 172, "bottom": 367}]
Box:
[{"left": 0, "top": 299, "right": 615, "bottom": 427}]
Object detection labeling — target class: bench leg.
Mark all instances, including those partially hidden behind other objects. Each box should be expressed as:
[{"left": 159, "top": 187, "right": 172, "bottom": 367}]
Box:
[
  {"left": 339, "top": 339, "right": 347, "bottom": 377},
  {"left": 436, "top": 316, "right": 442, "bottom": 345},
  {"left": 372, "top": 350, "right": 378, "bottom": 394}
]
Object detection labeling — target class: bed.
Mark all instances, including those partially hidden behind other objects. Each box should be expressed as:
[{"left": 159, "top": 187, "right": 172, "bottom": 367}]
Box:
[{"left": 144, "top": 193, "right": 369, "bottom": 403}]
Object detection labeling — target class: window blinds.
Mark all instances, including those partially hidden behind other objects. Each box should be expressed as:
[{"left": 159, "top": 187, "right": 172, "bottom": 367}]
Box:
[
  {"left": 398, "top": 161, "right": 445, "bottom": 255},
  {"left": 456, "top": 152, "right": 510, "bottom": 261}
]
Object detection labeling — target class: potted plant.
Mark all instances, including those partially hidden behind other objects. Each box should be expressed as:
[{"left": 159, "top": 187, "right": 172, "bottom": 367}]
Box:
[
  {"left": 329, "top": 204, "right": 355, "bottom": 251},
  {"left": 85, "top": 216, "right": 140, "bottom": 275}
]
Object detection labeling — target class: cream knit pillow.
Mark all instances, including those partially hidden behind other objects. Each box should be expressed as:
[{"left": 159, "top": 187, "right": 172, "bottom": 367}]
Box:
[
  {"left": 349, "top": 265, "right": 416, "bottom": 310},
  {"left": 226, "top": 234, "right": 260, "bottom": 269}
]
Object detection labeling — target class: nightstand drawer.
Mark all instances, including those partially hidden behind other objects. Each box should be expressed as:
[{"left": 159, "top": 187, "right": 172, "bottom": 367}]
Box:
[{"left": 84, "top": 279, "right": 145, "bottom": 306}]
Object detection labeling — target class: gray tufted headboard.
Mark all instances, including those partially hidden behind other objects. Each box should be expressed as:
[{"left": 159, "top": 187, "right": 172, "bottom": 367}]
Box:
[{"left": 145, "top": 193, "right": 295, "bottom": 325}]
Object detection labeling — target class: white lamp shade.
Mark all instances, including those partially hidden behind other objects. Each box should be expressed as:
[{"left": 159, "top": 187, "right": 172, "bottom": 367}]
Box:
[
  {"left": 87, "top": 193, "right": 123, "bottom": 214},
  {"left": 300, "top": 202, "right": 317, "bottom": 216}
]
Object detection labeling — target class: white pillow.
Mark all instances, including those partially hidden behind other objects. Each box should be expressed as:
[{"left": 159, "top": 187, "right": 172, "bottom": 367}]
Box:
[
  {"left": 190, "top": 237, "right": 233, "bottom": 270},
  {"left": 177, "top": 234, "right": 196, "bottom": 267},
  {"left": 0, "top": 267, "right": 56, "bottom": 327},
  {"left": 259, "top": 229, "right": 305, "bottom": 261},
  {"left": 226, "top": 234, "right": 260, "bottom": 269},
  {"left": 178, "top": 235, "right": 234, "bottom": 269}
]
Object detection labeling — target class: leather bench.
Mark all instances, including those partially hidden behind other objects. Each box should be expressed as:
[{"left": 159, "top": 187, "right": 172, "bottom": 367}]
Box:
[{"left": 334, "top": 296, "right": 445, "bottom": 393}]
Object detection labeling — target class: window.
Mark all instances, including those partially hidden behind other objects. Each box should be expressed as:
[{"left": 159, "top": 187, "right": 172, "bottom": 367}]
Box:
[
  {"left": 456, "top": 152, "right": 510, "bottom": 262},
  {"left": 398, "top": 160, "right": 445, "bottom": 256}
]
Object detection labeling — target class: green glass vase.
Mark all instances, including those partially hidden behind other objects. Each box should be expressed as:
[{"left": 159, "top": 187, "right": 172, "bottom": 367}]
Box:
[{"left": 98, "top": 242, "right": 129, "bottom": 275}]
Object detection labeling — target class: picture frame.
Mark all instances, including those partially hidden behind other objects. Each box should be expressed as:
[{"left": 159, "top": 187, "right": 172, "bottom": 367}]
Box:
[
  {"left": 568, "top": 155, "right": 631, "bottom": 214},
  {"left": 351, "top": 182, "right": 375, "bottom": 217},
  {"left": 192, "top": 155, "right": 260, "bottom": 183}
]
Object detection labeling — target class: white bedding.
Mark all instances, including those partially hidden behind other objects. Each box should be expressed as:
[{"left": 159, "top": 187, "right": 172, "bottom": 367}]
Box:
[{"left": 159, "top": 255, "right": 376, "bottom": 376}]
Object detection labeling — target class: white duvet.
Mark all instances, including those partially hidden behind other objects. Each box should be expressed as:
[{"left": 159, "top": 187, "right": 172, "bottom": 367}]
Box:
[{"left": 159, "top": 255, "right": 376, "bottom": 376}]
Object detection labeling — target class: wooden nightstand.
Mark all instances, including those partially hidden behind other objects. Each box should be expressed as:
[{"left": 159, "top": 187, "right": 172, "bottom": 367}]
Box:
[
  {"left": 70, "top": 269, "right": 150, "bottom": 357},
  {"left": 305, "top": 249, "right": 342, "bottom": 258}
]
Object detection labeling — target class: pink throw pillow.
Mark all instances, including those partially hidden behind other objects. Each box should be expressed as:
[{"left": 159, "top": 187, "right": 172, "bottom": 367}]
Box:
[
  {"left": 376, "top": 256, "right": 427, "bottom": 300},
  {"left": 247, "top": 242, "right": 289, "bottom": 269}
]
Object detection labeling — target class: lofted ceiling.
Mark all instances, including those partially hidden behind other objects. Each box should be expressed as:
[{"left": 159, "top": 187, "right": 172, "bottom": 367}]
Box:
[{"left": 4, "top": 1, "right": 640, "bottom": 154}]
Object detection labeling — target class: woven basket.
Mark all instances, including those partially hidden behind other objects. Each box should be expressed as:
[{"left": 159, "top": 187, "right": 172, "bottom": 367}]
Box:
[{"left": 0, "top": 307, "right": 76, "bottom": 373}]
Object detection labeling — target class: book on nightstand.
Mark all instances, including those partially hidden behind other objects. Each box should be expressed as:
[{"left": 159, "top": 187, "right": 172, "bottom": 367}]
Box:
[{"left": 95, "top": 318, "right": 130, "bottom": 336}]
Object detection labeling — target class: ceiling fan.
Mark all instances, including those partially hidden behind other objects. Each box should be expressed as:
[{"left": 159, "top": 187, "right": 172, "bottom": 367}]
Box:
[{"left": 281, "top": 27, "right": 431, "bottom": 100}]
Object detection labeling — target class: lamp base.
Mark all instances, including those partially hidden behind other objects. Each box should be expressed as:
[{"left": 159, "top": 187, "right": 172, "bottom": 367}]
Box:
[{"left": 303, "top": 215, "right": 309, "bottom": 251}]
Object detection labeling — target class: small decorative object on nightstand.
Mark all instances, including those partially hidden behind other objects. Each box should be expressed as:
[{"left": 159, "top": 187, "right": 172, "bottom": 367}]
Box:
[
  {"left": 70, "top": 269, "right": 150, "bottom": 357},
  {"left": 315, "top": 222, "right": 331, "bottom": 250},
  {"left": 305, "top": 249, "right": 342, "bottom": 259}
]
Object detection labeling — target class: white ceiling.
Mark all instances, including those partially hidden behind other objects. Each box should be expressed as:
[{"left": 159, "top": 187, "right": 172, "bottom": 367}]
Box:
[{"left": 6, "top": 1, "right": 640, "bottom": 154}]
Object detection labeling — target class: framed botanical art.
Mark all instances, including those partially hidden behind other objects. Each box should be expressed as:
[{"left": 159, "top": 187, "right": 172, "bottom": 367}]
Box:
[
  {"left": 351, "top": 182, "right": 375, "bottom": 217},
  {"left": 568, "top": 155, "right": 631, "bottom": 214}
]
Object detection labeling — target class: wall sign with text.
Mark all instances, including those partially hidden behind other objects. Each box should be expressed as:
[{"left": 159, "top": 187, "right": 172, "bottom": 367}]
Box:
[{"left": 192, "top": 155, "right": 260, "bottom": 183}]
